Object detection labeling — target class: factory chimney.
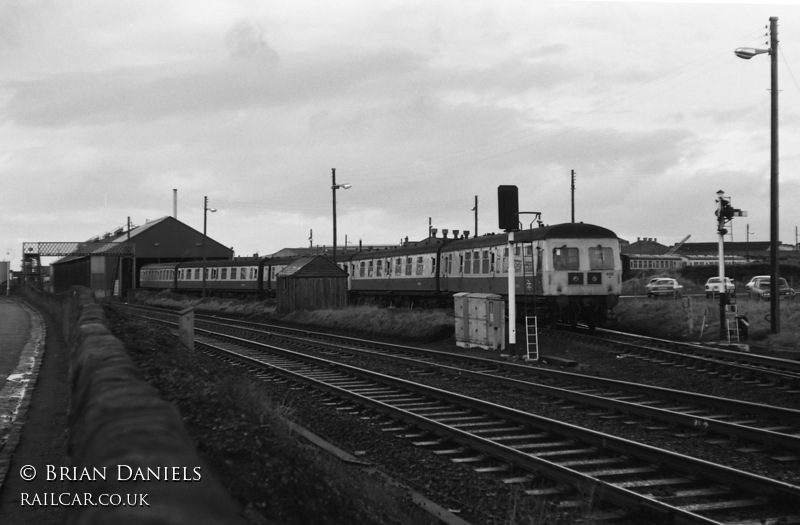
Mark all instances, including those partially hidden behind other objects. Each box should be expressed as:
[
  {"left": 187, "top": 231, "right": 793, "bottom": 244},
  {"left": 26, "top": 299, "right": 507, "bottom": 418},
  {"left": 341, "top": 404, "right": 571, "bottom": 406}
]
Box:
[{"left": 173, "top": 189, "right": 178, "bottom": 219}]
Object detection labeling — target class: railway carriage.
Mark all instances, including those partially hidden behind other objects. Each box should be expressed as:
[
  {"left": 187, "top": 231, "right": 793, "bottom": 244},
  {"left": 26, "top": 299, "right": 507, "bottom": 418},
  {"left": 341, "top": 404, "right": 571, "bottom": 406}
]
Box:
[
  {"left": 345, "top": 241, "right": 446, "bottom": 306},
  {"left": 439, "top": 223, "right": 621, "bottom": 326},
  {"left": 139, "top": 256, "right": 302, "bottom": 298},
  {"left": 139, "top": 262, "right": 180, "bottom": 291},
  {"left": 174, "top": 258, "right": 264, "bottom": 296}
]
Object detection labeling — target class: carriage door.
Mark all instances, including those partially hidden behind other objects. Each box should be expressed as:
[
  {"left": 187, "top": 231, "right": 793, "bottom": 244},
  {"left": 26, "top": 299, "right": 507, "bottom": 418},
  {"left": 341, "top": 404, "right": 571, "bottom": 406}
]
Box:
[{"left": 535, "top": 245, "right": 543, "bottom": 294}]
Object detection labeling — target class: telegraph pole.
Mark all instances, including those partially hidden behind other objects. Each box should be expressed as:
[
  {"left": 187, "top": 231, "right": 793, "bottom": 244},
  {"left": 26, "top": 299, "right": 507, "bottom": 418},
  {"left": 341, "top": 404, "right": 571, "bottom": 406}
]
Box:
[
  {"left": 472, "top": 196, "right": 478, "bottom": 236},
  {"left": 570, "top": 170, "right": 576, "bottom": 223}
]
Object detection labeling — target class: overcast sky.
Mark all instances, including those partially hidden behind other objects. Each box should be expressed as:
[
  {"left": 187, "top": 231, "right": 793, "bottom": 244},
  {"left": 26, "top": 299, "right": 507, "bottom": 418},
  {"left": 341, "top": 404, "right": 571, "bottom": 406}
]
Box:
[{"left": 3, "top": 1, "right": 800, "bottom": 269}]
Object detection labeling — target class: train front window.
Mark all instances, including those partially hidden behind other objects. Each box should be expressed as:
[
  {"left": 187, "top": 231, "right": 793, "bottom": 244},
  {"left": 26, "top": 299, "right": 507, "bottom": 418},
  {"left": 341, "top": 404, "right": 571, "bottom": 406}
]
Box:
[
  {"left": 589, "top": 246, "right": 615, "bottom": 270},
  {"left": 553, "top": 247, "right": 580, "bottom": 270}
]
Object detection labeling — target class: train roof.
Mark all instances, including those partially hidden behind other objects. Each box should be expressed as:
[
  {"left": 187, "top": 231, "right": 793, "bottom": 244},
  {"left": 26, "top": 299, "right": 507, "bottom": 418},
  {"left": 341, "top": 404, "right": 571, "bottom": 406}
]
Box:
[
  {"left": 442, "top": 222, "right": 618, "bottom": 251},
  {"left": 175, "top": 257, "right": 262, "bottom": 269},
  {"left": 347, "top": 239, "right": 446, "bottom": 261},
  {"left": 343, "top": 223, "right": 618, "bottom": 260},
  {"left": 140, "top": 262, "right": 181, "bottom": 270}
]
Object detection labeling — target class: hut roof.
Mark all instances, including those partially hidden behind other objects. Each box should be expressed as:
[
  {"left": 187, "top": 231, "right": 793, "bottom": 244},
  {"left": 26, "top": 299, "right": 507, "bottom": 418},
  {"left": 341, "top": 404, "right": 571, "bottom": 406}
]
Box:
[{"left": 277, "top": 256, "right": 348, "bottom": 278}]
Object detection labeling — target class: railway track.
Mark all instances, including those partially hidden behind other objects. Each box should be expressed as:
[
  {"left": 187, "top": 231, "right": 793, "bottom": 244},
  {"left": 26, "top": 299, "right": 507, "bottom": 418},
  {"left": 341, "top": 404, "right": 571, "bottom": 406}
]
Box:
[
  {"left": 555, "top": 325, "right": 800, "bottom": 388},
  {"left": 116, "top": 304, "right": 800, "bottom": 524},
  {"left": 119, "top": 305, "right": 800, "bottom": 458}
]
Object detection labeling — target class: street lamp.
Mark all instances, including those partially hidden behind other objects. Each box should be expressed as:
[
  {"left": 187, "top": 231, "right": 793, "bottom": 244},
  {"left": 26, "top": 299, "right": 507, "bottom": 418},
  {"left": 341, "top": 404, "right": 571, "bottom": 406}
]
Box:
[
  {"left": 202, "top": 195, "right": 217, "bottom": 297},
  {"left": 735, "top": 16, "right": 779, "bottom": 333},
  {"left": 331, "top": 168, "right": 352, "bottom": 264},
  {"left": 5, "top": 248, "right": 13, "bottom": 297}
]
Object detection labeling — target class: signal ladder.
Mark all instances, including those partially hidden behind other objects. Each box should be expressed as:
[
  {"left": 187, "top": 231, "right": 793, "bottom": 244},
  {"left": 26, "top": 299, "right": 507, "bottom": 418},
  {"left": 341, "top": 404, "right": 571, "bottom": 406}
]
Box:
[{"left": 525, "top": 316, "right": 539, "bottom": 361}]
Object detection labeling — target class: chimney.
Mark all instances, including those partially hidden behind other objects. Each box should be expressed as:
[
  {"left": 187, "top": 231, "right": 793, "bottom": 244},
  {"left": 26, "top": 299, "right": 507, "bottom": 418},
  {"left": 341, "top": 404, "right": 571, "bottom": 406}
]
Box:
[
  {"left": 463, "top": 231, "right": 470, "bottom": 239},
  {"left": 442, "top": 229, "right": 449, "bottom": 239},
  {"left": 173, "top": 189, "right": 178, "bottom": 219},
  {"left": 431, "top": 228, "right": 438, "bottom": 238},
  {"left": 453, "top": 229, "right": 459, "bottom": 239}
]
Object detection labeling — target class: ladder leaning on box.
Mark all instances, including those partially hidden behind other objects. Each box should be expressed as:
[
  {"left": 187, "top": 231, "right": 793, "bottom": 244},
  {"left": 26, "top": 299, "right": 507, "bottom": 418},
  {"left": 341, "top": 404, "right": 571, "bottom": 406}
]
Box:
[
  {"left": 725, "top": 303, "right": 739, "bottom": 343},
  {"left": 525, "top": 316, "right": 539, "bottom": 361}
]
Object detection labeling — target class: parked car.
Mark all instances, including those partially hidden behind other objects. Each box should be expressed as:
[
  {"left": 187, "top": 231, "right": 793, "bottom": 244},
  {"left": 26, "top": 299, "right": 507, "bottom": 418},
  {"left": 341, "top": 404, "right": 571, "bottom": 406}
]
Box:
[
  {"left": 644, "top": 278, "right": 683, "bottom": 298},
  {"left": 745, "top": 275, "right": 770, "bottom": 292},
  {"left": 748, "top": 278, "right": 796, "bottom": 301},
  {"left": 705, "top": 277, "right": 735, "bottom": 298}
]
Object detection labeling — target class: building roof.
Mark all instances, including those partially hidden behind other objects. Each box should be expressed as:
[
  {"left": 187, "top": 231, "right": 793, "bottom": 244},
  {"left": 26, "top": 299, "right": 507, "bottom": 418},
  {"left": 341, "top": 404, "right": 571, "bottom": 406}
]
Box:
[
  {"left": 621, "top": 237, "right": 669, "bottom": 255},
  {"left": 277, "top": 256, "right": 348, "bottom": 278},
  {"left": 674, "top": 241, "right": 772, "bottom": 255},
  {"left": 53, "top": 216, "right": 233, "bottom": 264}
]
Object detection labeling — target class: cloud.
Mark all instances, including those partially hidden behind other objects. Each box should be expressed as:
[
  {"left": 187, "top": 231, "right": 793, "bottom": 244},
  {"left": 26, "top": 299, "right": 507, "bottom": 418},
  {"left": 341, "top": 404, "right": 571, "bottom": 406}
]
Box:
[{"left": 224, "top": 20, "right": 280, "bottom": 65}]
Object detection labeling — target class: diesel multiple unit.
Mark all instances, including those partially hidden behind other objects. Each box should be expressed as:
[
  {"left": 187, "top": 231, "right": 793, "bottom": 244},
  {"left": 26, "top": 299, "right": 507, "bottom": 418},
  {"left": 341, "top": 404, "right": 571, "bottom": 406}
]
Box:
[{"left": 139, "top": 222, "right": 622, "bottom": 326}]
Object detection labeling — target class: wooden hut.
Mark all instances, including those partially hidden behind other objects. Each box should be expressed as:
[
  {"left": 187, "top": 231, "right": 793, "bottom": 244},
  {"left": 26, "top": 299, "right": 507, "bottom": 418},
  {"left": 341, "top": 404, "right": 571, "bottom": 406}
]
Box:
[{"left": 276, "top": 256, "right": 348, "bottom": 313}]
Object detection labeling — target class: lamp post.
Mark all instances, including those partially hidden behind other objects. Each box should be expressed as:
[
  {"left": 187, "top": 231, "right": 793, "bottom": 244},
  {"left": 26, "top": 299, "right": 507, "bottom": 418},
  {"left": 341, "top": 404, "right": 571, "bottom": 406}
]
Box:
[
  {"left": 735, "top": 16, "right": 779, "bottom": 334},
  {"left": 202, "top": 195, "right": 217, "bottom": 297},
  {"left": 746, "top": 224, "right": 753, "bottom": 262},
  {"left": 331, "top": 168, "right": 352, "bottom": 265},
  {"left": 5, "top": 249, "right": 13, "bottom": 297}
]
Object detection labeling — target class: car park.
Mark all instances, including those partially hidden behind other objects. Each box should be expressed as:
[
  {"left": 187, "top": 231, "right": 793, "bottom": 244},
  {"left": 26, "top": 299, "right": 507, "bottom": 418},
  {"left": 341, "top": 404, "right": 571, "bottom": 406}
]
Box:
[
  {"left": 644, "top": 278, "right": 683, "bottom": 298},
  {"left": 748, "top": 278, "right": 796, "bottom": 301},
  {"left": 705, "top": 277, "right": 735, "bottom": 298}
]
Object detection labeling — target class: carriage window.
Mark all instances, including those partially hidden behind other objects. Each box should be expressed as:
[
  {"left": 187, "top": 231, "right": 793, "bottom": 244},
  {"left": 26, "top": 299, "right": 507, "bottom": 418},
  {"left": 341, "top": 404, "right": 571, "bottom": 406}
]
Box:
[
  {"left": 376, "top": 260, "right": 382, "bottom": 276},
  {"left": 464, "top": 252, "right": 471, "bottom": 274},
  {"left": 368, "top": 260, "right": 374, "bottom": 277},
  {"left": 405, "top": 257, "right": 412, "bottom": 276},
  {"left": 472, "top": 251, "right": 480, "bottom": 274},
  {"left": 431, "top": 256, "right": 437, "bottom": 275},
  {"left": 482, "top": 250, "right": 490, "bottom": 274},
  {"left": 416, "top": 256, "right": 423, "bottom": 276},
  {"left": 395, "top": 258, "right": 402, "bottom": 276},
  {"left": 553, "top": 247, "right": 580, "bottom": 270},
  {"left": 221, "top": 268, "right": 228, "bottom": 280},
  {"left": 359, "top": 261, "right": 366, "bottom": 277}
]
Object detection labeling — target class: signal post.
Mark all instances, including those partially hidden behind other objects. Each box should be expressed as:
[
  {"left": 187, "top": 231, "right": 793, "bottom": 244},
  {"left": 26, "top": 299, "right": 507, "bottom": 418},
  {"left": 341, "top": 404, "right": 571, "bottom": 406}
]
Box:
[
  {"left": 498, "top": 185, "right": 519, "bottom": 354},
  {"left": 715, "top": 190, "right": 746, "bottom": 341}
]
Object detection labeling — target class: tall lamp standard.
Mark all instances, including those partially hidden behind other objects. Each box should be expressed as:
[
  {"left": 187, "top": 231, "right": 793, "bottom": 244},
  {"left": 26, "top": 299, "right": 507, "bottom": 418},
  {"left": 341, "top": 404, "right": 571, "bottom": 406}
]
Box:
[
  {"left": 331, "top": 168, "right": 352, "bottom": 264},
  {"left": 202, "top": 195, "right": 217, "bottom": 298},
  {"left": 735, "top": 16, "right": 780, "bottom": 333}
]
